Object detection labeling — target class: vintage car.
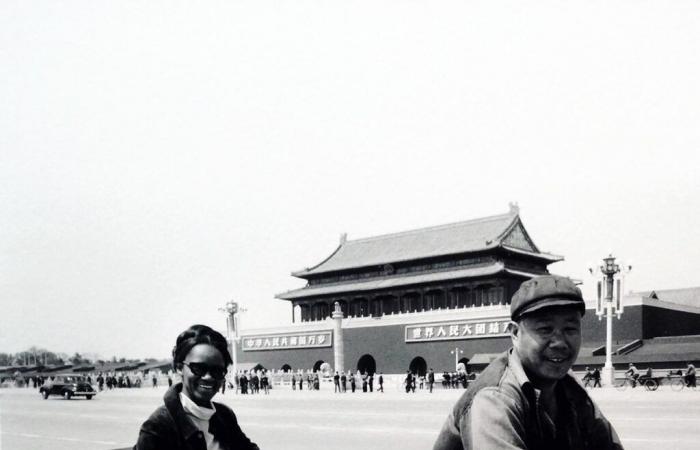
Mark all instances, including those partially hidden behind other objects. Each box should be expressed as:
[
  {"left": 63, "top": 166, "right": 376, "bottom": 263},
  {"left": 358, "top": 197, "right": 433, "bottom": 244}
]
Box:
[{"left": 39, "top": 374, "right": 97, "bottom": 400}]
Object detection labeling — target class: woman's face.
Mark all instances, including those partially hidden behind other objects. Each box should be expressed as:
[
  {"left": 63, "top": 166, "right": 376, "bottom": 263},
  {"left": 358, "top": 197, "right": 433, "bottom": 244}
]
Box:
[{"left": 181, "top": 343, "right": 226, "bottom": 407}]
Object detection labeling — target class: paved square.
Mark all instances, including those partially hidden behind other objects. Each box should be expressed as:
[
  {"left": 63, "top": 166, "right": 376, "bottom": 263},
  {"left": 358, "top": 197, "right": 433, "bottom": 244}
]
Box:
[{"left": 1, "top": 385, "right": 698, "bottom": 449}]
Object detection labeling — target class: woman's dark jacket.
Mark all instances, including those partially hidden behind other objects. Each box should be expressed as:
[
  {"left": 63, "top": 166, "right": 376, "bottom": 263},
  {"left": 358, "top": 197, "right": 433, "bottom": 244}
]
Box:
[{"left": 134, "top": 383, "right": 259, "bottom": 450}]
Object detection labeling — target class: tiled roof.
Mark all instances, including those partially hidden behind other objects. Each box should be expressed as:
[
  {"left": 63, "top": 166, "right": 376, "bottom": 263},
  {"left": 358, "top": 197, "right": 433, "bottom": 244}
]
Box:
[
  {"left": 635, "top": 287, "right": 700, "bottom": 308},
  {"left": 277, "top": 264, "right": 542, "bottom": 299},
  {"left": 575, "top": 336, "right": 700, "bottom": 365},
  {"left": 293, "top": 209, "right": 558, "bottom": 277}
]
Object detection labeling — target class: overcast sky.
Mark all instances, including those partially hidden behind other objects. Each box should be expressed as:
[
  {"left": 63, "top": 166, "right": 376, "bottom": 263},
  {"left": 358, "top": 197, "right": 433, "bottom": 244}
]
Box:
[{"left": 2, "top": 1, "right": 699, "bottom": 360}]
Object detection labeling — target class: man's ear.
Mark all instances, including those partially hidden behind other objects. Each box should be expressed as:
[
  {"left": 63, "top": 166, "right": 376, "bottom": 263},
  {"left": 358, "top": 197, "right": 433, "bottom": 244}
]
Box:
[{"left": 509, "top": 320, "right": 520, "bottom": 344}]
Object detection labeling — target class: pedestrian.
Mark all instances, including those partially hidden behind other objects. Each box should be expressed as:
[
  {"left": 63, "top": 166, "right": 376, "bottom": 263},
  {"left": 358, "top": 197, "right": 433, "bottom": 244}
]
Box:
[
  {"left": 593, "top": 367, "right": 602, "bottom": 387},
  {"left": 133, "top": 324, "right": 259, "bottom": 450},
  {"left": 334, "top": 371, "right": 341, "bottom": 393},
  {"left": 368, "top": 372, "right": 374, "bottom": 392},
  {"left": 404, "top": 371, "right": 413, "bottom": 393},
  {"left": 428, "top": 368, "right": 435, "bottom": 393},
  {"left": 582, "top": 366, "right": 593, "bottom": 388},
  {"left": 152, "top": 374, "right": 158, "bottom": 388},
  {"left": 378, "top": 372, "right": 384, "bottom": 392},
  {"left": 341, "top": 372, "right": 347, "bottom": 392},
  {"left": 291, "top": 374, "right": 296, "bottom": 390},
  {"left": 350, "top": 371, "right": 356, "bottom": 393},
  {"left": 251, "top": 372, "right": 259, "bottom": 394},
  {"left": 685, "top": 362, "right": 696, "bottom": 388},
  {"left": 261, "top": 370, "right": 269, "bottom": 394},
  {"left": 240, "top": 372, "right": 248, "bottom": 394},
  {"left": 433, "top": 274, "right": 622, "bottom": 450}
]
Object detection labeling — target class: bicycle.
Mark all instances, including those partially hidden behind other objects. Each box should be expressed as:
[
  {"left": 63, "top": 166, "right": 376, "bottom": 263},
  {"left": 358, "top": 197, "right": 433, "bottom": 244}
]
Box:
[
  {"left": 614, "top": 375, "right": 658, "bottom": 391},
  {"left": 664, "top": 373, "right": 695, "bottom": 391}
]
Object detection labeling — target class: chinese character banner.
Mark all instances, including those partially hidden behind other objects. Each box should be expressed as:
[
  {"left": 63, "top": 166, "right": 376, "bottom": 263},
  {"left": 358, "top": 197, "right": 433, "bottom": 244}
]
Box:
[
  {"left": 242, "top": 331, "right": 333, "bottom": 351},
  {"left": 405, "top": 318, "right": 511, "bottom": 342}
]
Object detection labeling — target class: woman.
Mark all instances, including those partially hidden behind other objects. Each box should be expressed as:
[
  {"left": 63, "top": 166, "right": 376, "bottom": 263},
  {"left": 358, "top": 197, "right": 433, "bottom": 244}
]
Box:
[{"left": 134, "top": 324, "right": 259, "bottom": 450}]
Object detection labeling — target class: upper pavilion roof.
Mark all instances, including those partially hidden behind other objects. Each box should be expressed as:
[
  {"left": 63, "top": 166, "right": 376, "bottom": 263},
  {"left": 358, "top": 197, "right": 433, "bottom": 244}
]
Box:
[
  {"left": 292, "top": 205, "right": 561, "bottom": 278},
  {"left": 635, "top": 287, "right": 700, "bottom": 309}
]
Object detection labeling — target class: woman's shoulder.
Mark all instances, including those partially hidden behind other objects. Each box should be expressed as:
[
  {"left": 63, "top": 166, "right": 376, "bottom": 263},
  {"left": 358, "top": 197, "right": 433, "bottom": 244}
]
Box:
[
  {"left": 213, "top": 402, "right": 238, "bottom": 422},
  {"left": 139, "top": 404, "right": 177, "bottom": 433},
  {"left": 134, "top": 404, "right": 179, "bottom": 450}
]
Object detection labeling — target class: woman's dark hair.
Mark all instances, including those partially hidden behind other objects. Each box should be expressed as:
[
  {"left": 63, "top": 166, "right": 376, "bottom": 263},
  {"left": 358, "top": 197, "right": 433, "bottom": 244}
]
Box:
[{"left": 172, "top": 324, "right": 233, "bottom": 371}]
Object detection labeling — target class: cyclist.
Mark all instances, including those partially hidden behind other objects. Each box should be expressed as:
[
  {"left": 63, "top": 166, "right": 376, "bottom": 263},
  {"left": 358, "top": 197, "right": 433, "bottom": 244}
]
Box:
[{"left": 625, "top": 363, "right": 640, "bottom": 387}]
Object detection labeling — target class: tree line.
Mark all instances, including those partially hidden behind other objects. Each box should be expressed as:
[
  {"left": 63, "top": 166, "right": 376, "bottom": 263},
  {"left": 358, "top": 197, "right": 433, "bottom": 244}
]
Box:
[{"left": 0, "top": 346, "right": 151, "bottom": 367}]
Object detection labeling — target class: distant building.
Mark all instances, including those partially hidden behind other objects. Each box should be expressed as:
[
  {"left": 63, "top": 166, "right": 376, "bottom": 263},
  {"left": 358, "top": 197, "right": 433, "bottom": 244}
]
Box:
[
  {"left": 576, "top": 287, "right": 700, "bottom": 369},
  {"left": 237, "top": 206, "right": 700, "bottom": 375}
]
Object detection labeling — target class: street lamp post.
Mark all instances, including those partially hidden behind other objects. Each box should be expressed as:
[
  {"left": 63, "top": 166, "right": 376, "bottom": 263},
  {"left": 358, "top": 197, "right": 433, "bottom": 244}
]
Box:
[
  {"left": 589, "top": 255, "right": 631, "bottom": 386},
  {"left": 450, "top": 348, "right": 464, "bottom": 372},
  {"left": 219, "top": 300, "right": 245, "bottom": 386}
]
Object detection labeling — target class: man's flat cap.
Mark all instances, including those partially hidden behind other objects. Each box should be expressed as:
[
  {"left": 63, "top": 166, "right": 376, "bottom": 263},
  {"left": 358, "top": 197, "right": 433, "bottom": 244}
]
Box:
[{"left": 510, "top": 275, "right": 585, "bottom": 320}]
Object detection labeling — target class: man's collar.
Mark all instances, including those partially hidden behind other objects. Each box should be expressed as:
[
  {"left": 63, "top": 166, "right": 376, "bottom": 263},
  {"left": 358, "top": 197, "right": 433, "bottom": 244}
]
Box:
[
  {"left": 507, "top": 349, "right": 580, "bottom": 398},
  {"left": 507, "top": 349, "right": 534, "bottom": 389}
]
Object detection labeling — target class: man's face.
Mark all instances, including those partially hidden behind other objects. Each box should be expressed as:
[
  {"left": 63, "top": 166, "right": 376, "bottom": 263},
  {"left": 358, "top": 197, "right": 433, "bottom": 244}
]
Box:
[{"left": 511, "top": 305, "right": 582, "bottom": 388}]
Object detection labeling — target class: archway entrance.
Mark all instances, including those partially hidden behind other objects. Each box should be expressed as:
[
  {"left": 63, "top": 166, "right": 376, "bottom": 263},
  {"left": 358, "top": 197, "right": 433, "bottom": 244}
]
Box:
[
  {"left": 409, "top": 356, "right": 427, "bottom": 376},
  {"left": 281, "top": 364, "right": 292, "bottom": 372},
  {"left": 356, "top": 354, "right": 377, "bottom": 375},
  {"left": 313, "top": 360, "right": 325, "bottom": 372}
]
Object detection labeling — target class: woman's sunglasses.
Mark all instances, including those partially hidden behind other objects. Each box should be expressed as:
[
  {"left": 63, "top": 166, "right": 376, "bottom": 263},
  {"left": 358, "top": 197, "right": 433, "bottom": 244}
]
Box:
[{"left": 183, "top": 362, "right": 227, "bottom": 380}]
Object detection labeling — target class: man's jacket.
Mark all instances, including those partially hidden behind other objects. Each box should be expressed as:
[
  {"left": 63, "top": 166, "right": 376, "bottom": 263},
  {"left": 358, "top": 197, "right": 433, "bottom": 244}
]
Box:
[{"left": 432, "top": 350, "right": 623, "bottom": 450}]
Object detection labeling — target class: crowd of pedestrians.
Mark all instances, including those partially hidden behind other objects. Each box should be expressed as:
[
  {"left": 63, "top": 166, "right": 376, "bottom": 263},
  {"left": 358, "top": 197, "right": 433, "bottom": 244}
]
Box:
[
  {"left": 234, "top": 369, "right": 270, "bottom": 394},
  {"left": 403, "top": 368, "right": 474, "bottom": 393}
]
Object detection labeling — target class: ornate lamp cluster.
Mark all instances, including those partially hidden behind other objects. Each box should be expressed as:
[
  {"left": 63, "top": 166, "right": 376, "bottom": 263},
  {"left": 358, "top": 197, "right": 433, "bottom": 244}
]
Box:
[{"left": 589, "top": 254, "right": 632, "bottom": 319}]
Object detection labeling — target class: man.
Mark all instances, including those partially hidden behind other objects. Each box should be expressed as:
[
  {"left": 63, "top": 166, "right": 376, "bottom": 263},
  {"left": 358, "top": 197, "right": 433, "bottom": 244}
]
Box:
[
  {"left": 428, "top": 368, "right": 435, "bottom": 393},
  {"left": 592, "top": 367, "right": 602, "bottom": 388},
  {"left": 334, "top": 371, "right": 341, "bottom": 393},
  {"left": 378, "top": 372, "right": 384, "bottom": 392},
  {"left": 685, "top": 362, "right": 696, "bottom": 388},
  {"left": 625, "top": 363, "right": 640, "bottom": 388},
  {"left": 582, "top": 366, "right": 593, "bottom": 388},
  {"left": 341, "top": 371, "right": 347, "bottom": 392},
  {"left": 433, "top": 275, "right": 623, "bottom": 450}
]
